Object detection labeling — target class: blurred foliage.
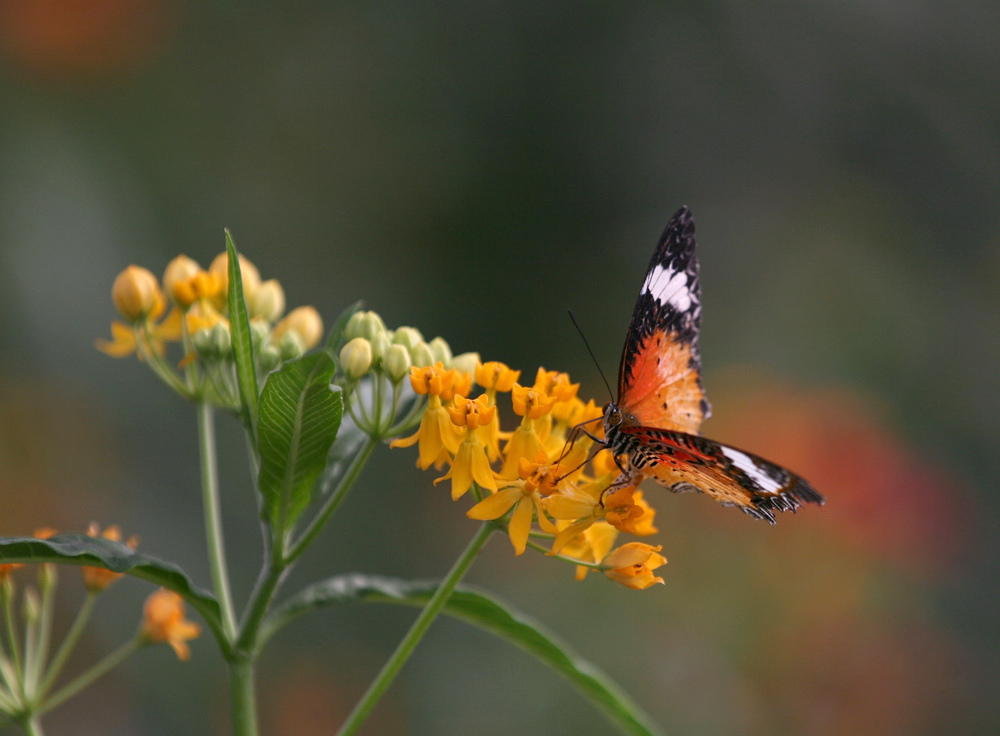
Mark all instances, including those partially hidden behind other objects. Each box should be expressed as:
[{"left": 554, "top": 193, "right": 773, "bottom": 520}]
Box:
[{"left": 0, "top": 2, "right": 997, "bottom": 734}]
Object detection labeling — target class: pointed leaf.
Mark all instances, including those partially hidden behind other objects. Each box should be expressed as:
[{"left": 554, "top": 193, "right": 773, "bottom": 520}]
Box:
[
  {"left": 257, "top": 352, "right": 343, "bottom": 534},
  {"left": 325, "top": 299, "right": 363, "bottom": 353},
  {"left": 225, "top": 229, "right": 258, "bottom": 431},
  {"left": 262, "top": 575, "right": 665, "bottom": 736},
  {"left": 0, "top": 535, "right": 225, "bottom": 650}
]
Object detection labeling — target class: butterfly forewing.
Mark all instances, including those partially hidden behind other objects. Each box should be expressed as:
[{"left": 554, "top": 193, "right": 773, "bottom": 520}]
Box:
[{"left": 617, "top": 206, "right": 710, "bottom": 435}]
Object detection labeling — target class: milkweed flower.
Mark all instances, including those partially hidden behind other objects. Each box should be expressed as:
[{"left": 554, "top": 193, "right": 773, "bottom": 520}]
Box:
[
  {"left": 602, "top": 543, "right": 667, "bottom": 590},
  {"left": 466, "top": 453, "right": 558, "bottom": 554},
  {"left": 433, "top": 395, "right": 497, "bottom": 500},
  {"left": 140, "top": 589, "right": 201, "bottom": 660},
  {"left": 97, "top": 267, "right": 182, "bottom": 359},
  {"left": 474, "top": 361, "right": 520, "bottom": 461},
  {"left": 558, "top": 521, "right": 619, "bottom": 580},
  {"left": 390, "top": 364, "right": 462, "bottom": 469},
  {"left": 500, "top": 383, "right": 558, "bottom": 478}
]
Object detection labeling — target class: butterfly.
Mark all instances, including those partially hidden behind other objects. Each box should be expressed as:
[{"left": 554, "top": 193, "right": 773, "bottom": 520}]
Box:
[{"left": 596, "top": 206, "right": 824, "bottom": 523}]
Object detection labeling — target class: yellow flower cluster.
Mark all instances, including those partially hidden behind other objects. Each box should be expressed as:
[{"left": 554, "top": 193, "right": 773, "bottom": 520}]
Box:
[
  {"left": 391, "top": 361, "right": 667, "bottom": 590},
  {"left": 97, "top": 250, "right": 324, "bottom": 404}
]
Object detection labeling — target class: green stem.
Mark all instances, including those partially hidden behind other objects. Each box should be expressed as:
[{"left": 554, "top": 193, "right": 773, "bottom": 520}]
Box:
[
  {"left": 134, "top": 329, "right": 190, "bottom": 398},
  {"left": 285, "top": 436, "right": 379, "bottom": 564},
  {"left": 31, "top": 568, "right": 57, "bottom": 697},
  {"left": 228, "top": 653, "right": 258, "bottom": 736},
  {"left": 335, "top": 522, "right": 495, "bottom": 736},
  {"left": 234, "top": 561, "right": 286, "bottom": 653},
  {"left": 38, "top": 638, "right": 141, "bottom": 716},
  {"left": 38, "top": 593, "right": 95, "bottom": 699},
  {"left": 2, "top": 583, "right": 23, "bottom": 697},
  {"left": 21, "top": 715, "right": 43, "bottom": 736},
  {"left": 197, "top": 402, "right": 237, "bottom": 641}
]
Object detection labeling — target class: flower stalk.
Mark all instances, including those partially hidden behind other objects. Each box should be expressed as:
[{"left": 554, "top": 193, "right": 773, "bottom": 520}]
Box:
[{"left": 335, "top": 520, "right": 496, "bottom": 736}]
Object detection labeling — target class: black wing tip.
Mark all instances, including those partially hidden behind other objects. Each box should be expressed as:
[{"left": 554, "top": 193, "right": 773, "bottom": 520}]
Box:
[
  {"left": 745, "top": 478, "right": 825, "bottom": 524},
  {"left": 654, "top": 206, "right": 697, "bottom": 268}
]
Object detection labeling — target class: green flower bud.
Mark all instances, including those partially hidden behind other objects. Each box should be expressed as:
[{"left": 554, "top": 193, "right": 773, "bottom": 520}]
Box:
[
  {"left": 428, "top": 336, "right": 452, "bottom": 365},
  {"left": 343, "top": 309, "right": 366, "bottom": 340},
  {"left": 392, "top": 326, "right": 424, "bottom": 351},
  {"left": 383, "top": 344, "right": 411, "bottom": 383},
  {"left": 450, "top": 351, "right": 481, "bottom": 376},
  {"left": 211, "top": 322, "right": 232, "bottom": 357},
  {"left": 259, "top": 344, "right": 282, "bottom": 373},
  {"left": 340, "top": 337, "right": 373, "bottom": 380},
  {"left": 278, "top": 330, "right": 305, "bottom": 361},
  {"left": 410, "top": 341, "right": 435, "bottom": 368},
  {"left": 357, "top": 311, "right": 387, "bottom": 342},
  {"left": 191, "top": 327, "right": 215, "bottom": 356},
  {"left": 250, "top": 320, "right": 271, "bottom": 350},
  {"left": 370, "top": 330, "right": 391, "bottom": 364}
]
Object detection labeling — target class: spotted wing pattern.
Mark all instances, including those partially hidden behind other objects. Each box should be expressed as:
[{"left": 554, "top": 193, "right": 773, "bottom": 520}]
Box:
[
  {"left": 617, "top": 206, "right": 710, "bottom": 435},
  {"left": 620, "top": 425, "right": 824, "bottom": 523}
]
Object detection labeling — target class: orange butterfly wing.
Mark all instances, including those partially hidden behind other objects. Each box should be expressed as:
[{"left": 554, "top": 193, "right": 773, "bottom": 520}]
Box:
[
  {"left": 621, "top": 426, "right": 823, "bottom": 523},
  {"left": 617, "top": 206, "right": 709, "bottom": 435}
]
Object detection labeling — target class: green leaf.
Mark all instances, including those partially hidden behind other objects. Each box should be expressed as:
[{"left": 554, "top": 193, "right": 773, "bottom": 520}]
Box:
[
  {"left": 325, "top": 299, "right": 363, "bottom": 353},
  {"left": 0, "top": 535, "right": 226, "bottom": 651},
  {"left": 225, "top": 229, "right": 259, "bottom": 431},
  {"left": 257, "top": 352, "right": 343, "bottom": 536},
  {"left": 262, "top": 576, "right": 666, "bottom": 736}
]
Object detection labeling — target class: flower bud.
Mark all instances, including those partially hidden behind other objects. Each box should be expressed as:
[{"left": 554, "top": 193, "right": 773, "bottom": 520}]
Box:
[
  {"left": 162, "top": 255, "right": 202, "bottom": 307},
  {"left": 249, "top": 279, "right": 285, "bottom": 322},
  {"left": 450, "top": 351, "right": 481, "bottom": 376},
  {"left": 392, "top": 326, "right": 424, "bottom": 351},
  {"left": 112, "top": 266, "right": 163, "bottom": 322},
  {"left": 249, "top": 320, "right": 271, "bottom": 350},
  {"left": 428, "top": 337, "right": 452, "bottom": 365},
  {"left": 273, "top": 306, "right": 324, "bottom": 351},
  {"left": 343, "top": 310, "right": 366, "bottom": 340},
  {"left": 356, "top": 311, "right": 387, "bottom": 342},
  {"left": 210, "top": 322, "right": 232, "bottom": 357},
  {"left": 370, "top": 330, "right": 391, "bottom": 364},
  {"left": 278, "top": 330, "right": 305, "bottom": 361},
  {"left": 410, "top": 341, "right": 435, "bottom": 368},
  {"left": 340, "top": 337, "right": 373, "bottom": 380},
  {"left": 383, "top": 344, "right": 411, "bottom": 383},
  {"left": 259, "top": 344, "right": 282, "bottom": 373},
  {"left": 209, "top": 252, "right": 262, "bottom": 303}
]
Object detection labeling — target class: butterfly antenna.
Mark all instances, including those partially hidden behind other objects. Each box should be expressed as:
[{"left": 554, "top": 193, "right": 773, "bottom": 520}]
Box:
[{"left": 567, "top": 309, "right": 615, "bottom": 403}]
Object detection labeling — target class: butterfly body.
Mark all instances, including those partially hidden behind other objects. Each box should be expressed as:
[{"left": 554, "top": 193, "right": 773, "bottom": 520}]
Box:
[{"left": 599, "top": 206, "right": 824, "bottom": 523}]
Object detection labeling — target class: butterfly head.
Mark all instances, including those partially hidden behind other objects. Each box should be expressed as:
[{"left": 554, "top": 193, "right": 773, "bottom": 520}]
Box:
[{"left": 602, "top": 402, "right": 638, "bottom": 440}]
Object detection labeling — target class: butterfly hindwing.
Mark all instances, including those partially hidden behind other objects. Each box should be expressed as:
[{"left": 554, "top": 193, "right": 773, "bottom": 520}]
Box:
[
  {"left": 617, "top": 206, "right": 710, "bottom": 435},
  {"left": 621, "top": 425, "right": 824, "bottom": 523}
]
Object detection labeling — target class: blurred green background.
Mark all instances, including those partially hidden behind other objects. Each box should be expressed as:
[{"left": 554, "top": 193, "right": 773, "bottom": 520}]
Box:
[{"left": 1, "top": 2, "right": 998, "bottom": 734}]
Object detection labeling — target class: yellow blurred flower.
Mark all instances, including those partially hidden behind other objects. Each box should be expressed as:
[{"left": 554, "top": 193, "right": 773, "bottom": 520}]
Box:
[
  {"left": 209, "top": 251, "right": 261, "bottom": 305},
  {"left": 140, "top": 589, "right": 201, "bottom": 660},
  {"left": 273, "top": 306, "right": 324, "bottom": 352},
  {"left": 602, "top": 543, "right": 667, "bottom": 590},
  {"left": 112, "top": 265, "right": 163, "bottom": 322}
]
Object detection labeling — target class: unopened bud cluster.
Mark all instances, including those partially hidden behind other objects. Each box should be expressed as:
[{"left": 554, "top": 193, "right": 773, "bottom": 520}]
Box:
[
  {"left": 99, "top": 247, "right": 324, "bottom": 408},
  {"left": 338, "top": 310, "right": 474, "bottom": 386},
  {"left": 335, "top": 309, "right": 477, "bottom": 439}
]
